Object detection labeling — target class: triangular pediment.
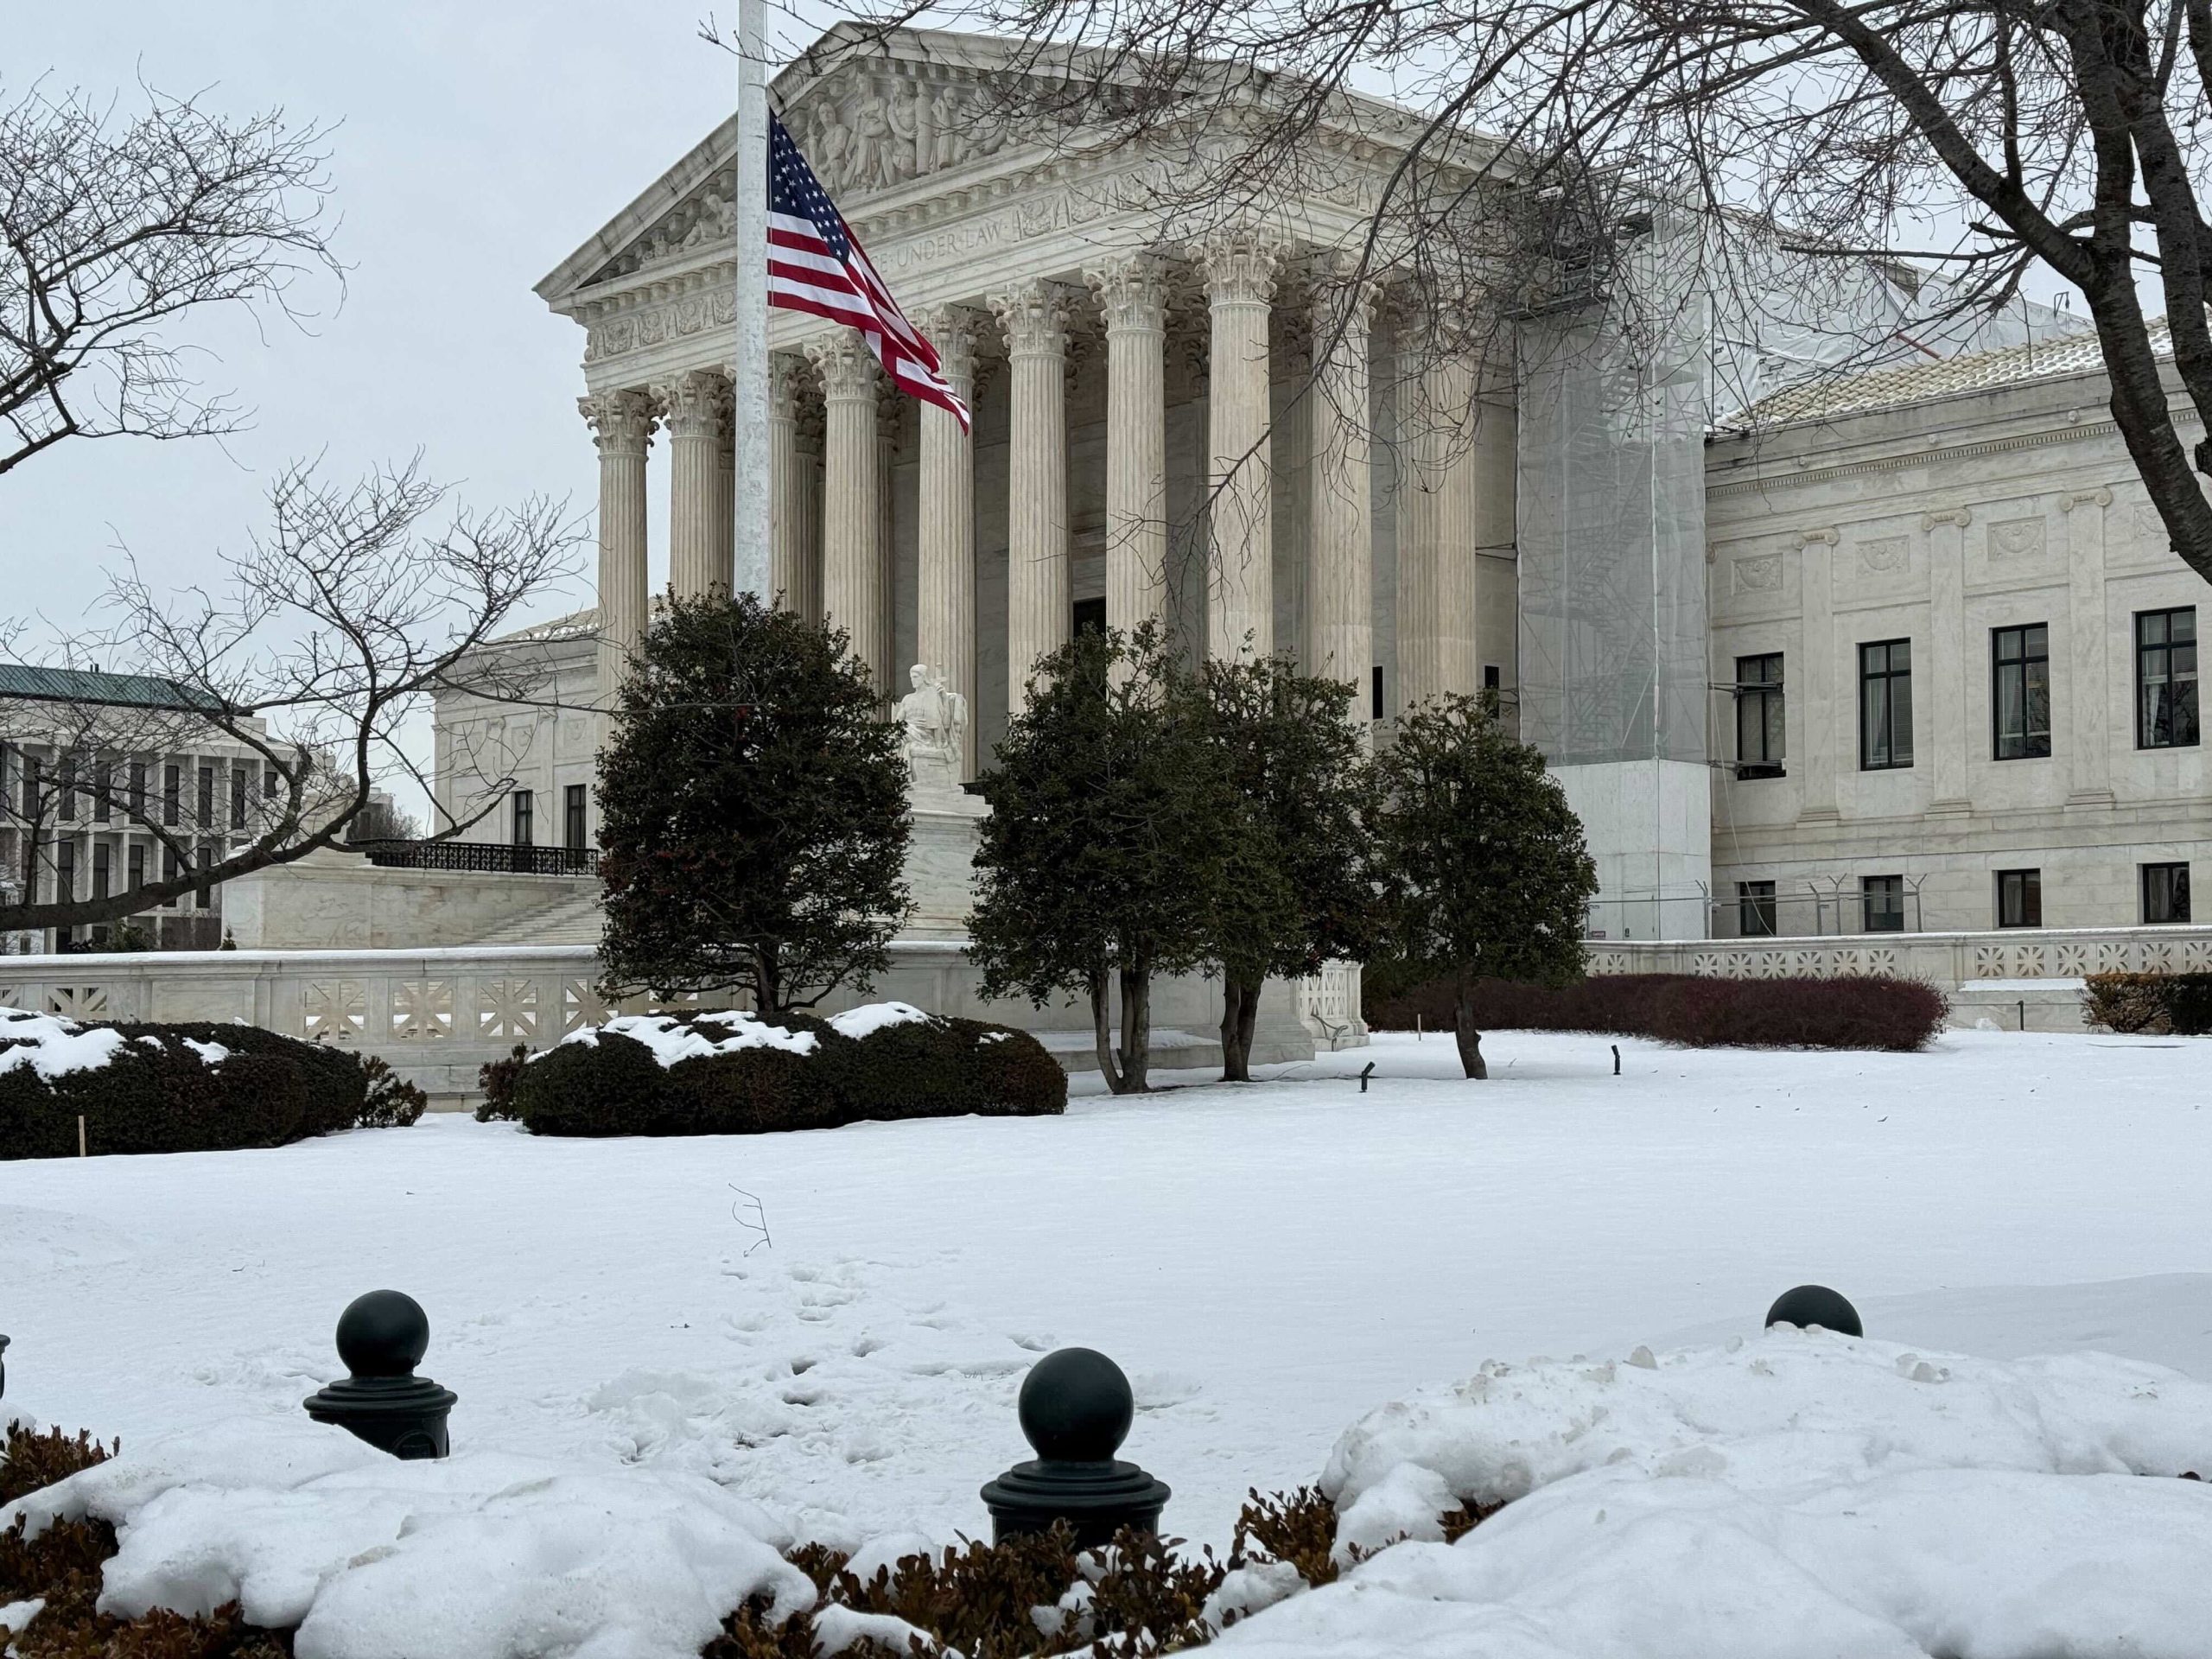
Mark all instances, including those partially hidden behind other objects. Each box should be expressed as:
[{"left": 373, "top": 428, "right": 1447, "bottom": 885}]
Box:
[{"left": 537, "top": 25, "right": 1088, "bottom": 306}]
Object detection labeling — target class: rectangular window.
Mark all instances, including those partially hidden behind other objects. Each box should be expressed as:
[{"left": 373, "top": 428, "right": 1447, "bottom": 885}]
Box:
[
  {"left": 264, "top": 766, "right": 279, "bottom": 799},
  {"left": 196, "top": 765, "right": 214, "bottom": 826},
  {"left": 92, "top": 759, "right": 112, "bottom": 823},
  {"left": 59, "top": 753, "right": 78, "bottom": 822},
  {"left": 230, "top": 767, "right": 246, "bottom": 830},
  {"left": 1370, "top": 664, "right": 1383, "bottom": 721},
  {"left": 128, "top": 760, "right": 147, "bottom": 818},
  {"left": 1863, "top": 874, "right": 1905, "bottom": 933},
  {"left": 2143, "top": 861, "right": 2191, "bottom": 925},
  {"left": 1738, "top": 880, "right": 1777, "bottom": 938},
  {"left": 512, "top": 789, "right": 534, "bottom": 847},
  {"left": 128, "top": 842, "right": 145, "bottom": 893},
  {"left": 92, "top": 842, "right": 111, "bottom": 901},
  {"left": 1735, "top": 652, "right": 1786, "bottom": 779},
  {"left": 1996, "top": 868, "right": 2042, "bottom": 929},
  {"left": 163, "top": 764, "right": 181, "bottom": 827},
  {"left": 564, "top": 784, "right": 588, "bottom": 851},
  {"left": 1484, "top": 664, "right": 1502, "bottom": 690},
  {"left": 1859, "top": 640, "right": 1914, "bottom": 769},
  {"left": 2136, "top": 607, "right": 2199, "bottom": 748},
  {"left": 1992, "top": 624, "right": 2052, "bottom": 760},
  {"left": 194, "top": 843, "right": 214, "bottom": 909},
  {"left": 162, "top": 845, "right": 180, "bottom": 908},
  {"left": 55, "top": 840, "right": 74, "bottom": 902},
  {"left": 22, "top": 753, "right": 41, "bottom": 819}
]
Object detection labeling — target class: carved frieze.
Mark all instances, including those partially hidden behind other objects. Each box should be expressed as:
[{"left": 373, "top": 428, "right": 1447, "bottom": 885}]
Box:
[
  {"left": 1732, "top": 553, "right": 1783, "bottom": 594},
  {"left": 1988, "top": 517, "right": 2044, "bottom": 559},
  {"left": 1858, "top": 536, "right": 1908, "bottom": 574}
]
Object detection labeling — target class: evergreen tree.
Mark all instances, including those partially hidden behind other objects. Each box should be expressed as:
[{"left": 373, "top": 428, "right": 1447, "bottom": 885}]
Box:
[
  {"left": 1370, "top": 696, "right": 1597, "bottom": 1078},
  {"left": 969, "top": 625, "right": 1229, "bottom": 1093},
  {"left": 596, "top": 594, "right": 910, "bottom": 1014},
  {"left": 1199, "top": 655, "right": 1377, "bottom": 1081}
]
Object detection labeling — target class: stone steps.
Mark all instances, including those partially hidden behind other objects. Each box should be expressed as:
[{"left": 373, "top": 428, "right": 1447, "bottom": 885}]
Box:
[{"left": 470, "top": 889, "right": 604, "bottom": 946}]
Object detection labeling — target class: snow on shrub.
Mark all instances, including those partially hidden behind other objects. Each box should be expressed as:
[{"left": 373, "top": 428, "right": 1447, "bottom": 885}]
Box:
[
  {"left": 1224, "top": 1330, "right": 2212, "bottom": 1659},
  {"left": 1368, "top": 973, "right": 1949, "bottom": 1051},
  {"left": 0, "top": 1010, "right": 423, "bottom": 1160},
  {"left": 2082, "top": 970, "right": 2212, "bottom": 1035},
  {"left": 508, "top": 1003, "right": 1065, "bottom": 1138}
]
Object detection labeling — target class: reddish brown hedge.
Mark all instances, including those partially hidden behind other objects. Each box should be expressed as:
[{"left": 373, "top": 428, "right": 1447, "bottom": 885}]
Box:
[{"left": 1367, "top": 973, "right": 1949, "bottom": 1052}]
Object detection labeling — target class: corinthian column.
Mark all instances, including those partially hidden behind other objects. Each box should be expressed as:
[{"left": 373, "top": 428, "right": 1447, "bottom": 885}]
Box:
[
  {"left": 1087, "top": 257, "right": 1168, "bottom": 640},
  {"left": 711, "top": 374, "right": 736, "bottom": 597},
  {"left": 991, "top": 279, "right": 1072, "bottom": 713},
  {"left": 768, "top": 353, "right": 812, "bottom": 614},
  {"left": 1205, "top": 231, "right": 1281, "bottom": 661},
  {"left": 1306, "top": 271, "right": 1376, "bottom": 705},
  {"left": 810, "top": 334, "right": 887, "bottom": 694},
  {"left": 1394, "top": 342, "right": 1475, "bottom": 712},
  {"left": 659, "top": 370, "right": 726, "bottom": 600},
  {"left": 914, "top": 306, "right": 982, "bottom": 773},
  {"left": 580, "top": 388, "right": 656, "bottom": 706}
]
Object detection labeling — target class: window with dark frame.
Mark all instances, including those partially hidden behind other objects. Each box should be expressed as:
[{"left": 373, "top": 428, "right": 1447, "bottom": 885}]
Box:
[
  {"left": 1371, "top": 664, "right": 1383, "bottom": 721},
  {"left": 93, "top": 759, "right": 111, "bottom": 823},
  {"left": 1072, "top": 596, "right": 1107, "bottom": 636},
  {"left": 60, "top": 752, "right": 78, "bottom": 822},
  {"left": 129, "top": 760, "right": 147, "bottom": 818},
  {"left": 2142, "top": 861, "right": 2191, "bottom": 925},
  {"left": 162, "top": 845, "right": 180, "bottom": 908},
  {"left": 230, "top": 767, "right": 246, "bottom": 830},
  {"left": 2135, "top": 607, "right": 2199, "bottom": 748},
  {"left": 197, "top": 764, "right": 214, "bottom": 826},
  {"left": 564, "top": 784, "right": 588, "bottom": 851},
  {"left": 1863, "top": 873, "right": 1906, "bottom": 932},
  {"left": 1992, "top": 624, "right": 2052, "bottom": 760},
  {"left": 512, "top": 789, "right": 534, "bottom": 848},
  {"left": 92, "top": 843, "right": 110, "bottom": 901},
  {"left": 1734, "top": 653, "right": 1785, "bottom": 779},
  {"left": 1738, "top": 880, "right": 1777, "bottom": 937},
  {"left": 163, "top": 764, "right": 181, "bottom": 826},
  {"left": 194, "top": 843, "right": 213, "bottom": 909},
  {"left": 128, "top": 842, "right": 145, "bottom": 894},
  {"left": 1996, "top": 868, "right": 2042, "bottom": 928},
  {"left": 1859, "top": 640, "right": 1914, "bottom": 769}
]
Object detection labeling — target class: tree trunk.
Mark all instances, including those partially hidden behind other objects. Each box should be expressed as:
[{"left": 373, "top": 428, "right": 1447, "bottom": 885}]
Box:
[
  {"left": 1119, "top": 963, "right": 1151, "bottom": 1093},
  {"left": 1092, "top": 967, "right": 1128, "bottom": 1093},
  {"left": 1219, "top": 975, "right": 1253, "bottom": 1082},
  {"left": 1452, "top": 976, "right": 1488, "bottom": 1080}
]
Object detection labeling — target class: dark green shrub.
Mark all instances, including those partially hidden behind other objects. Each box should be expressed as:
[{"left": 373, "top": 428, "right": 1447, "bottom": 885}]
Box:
[
  {"left": 1367, "top": 973, "right": 1948, "bottom": 1052},
  {"left": 0, "top": 1016, "right": 414, "bottom": 1159},
  {"left": 2083, "top": 971, "right": 2212, "bottom": 1035},
  {"left": 475, "top": 1044, "right": 531, "bottom": 1122},
  {"left": 512, "top": 1008, "right": 1064, "bottom": 1138}
]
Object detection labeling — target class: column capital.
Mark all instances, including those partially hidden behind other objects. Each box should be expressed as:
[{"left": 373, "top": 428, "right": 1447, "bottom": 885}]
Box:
[
  {"left": 767, "top": 351, "right": 813, "bottom": 420},
  {"left": 808, "top": 332, "right": 882, "bottom": 402},
  {"left": 2060, "top": 486, "right": 2114, "bottom": 512},
  {"left": 652, "top": 368, "right": 726, "bottom": 441},
  {"left": 1085, "top": 256, "right": 1168, "bottom": 334},
  {"left": 1203, "top": 229, "right": 1282, "bottom": 307},
  {"left": 578, "top": 388, "right": 657, "bottom": 456},
  {"left": 991, "top": 279, "right": 1073, "bottom": 359},
  {"left": 1921, "top": 506, "right": 1974, "bottom": 531},
  {"left": 1308, "top": 262, "right": 1382, "bottom": 336},
  {"left": 912, "top": 305, "right": 987, "bottom": 387}
]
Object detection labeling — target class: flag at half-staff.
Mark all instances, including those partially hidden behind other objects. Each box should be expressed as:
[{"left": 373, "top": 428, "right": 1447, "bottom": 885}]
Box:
[{"left": 766, "top": 111, "right": 970, "bottom": 432}]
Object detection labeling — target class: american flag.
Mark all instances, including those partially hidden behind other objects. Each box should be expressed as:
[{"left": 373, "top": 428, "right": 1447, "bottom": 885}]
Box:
[{"left": 767, "top": 112, "right": 970, "bottom": 432}]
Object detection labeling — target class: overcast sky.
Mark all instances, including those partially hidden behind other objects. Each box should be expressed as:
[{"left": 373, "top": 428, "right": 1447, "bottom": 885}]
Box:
[{"left": 3, "top": 1, "right": 838, "bottom": 653}]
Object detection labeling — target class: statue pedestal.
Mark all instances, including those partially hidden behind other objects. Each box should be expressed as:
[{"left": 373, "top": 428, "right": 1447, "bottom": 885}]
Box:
[{"left": 904, "top": 780, "right": 986, "bottom": 939}]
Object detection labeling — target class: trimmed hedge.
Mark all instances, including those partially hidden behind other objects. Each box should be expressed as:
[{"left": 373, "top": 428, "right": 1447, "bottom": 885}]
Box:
[
  {"left": 2082, "top": 971, "right": 2212, "bottom": 1036},
  {"left": 1366, "top": 973, "right": 1949, "bottom": 1052},
  {"left": 505, "top": 1007, "right": 1066, "bottom": 1137},
  {"left": 0, "top": 1015, "right": 425, "bottom": 1160}
]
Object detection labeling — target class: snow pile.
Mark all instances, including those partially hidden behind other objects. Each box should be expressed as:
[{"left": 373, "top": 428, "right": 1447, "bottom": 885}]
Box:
[
  {"left": 1216, "top": 1330, "right": 2212, "bottom": 1658},
  {"left": 0, "top": 1007, "right": 127, "bottom": 1080},
  {"left": 827, "top": 1001, "right": 932, "bottom": 1039},
  {"left": 0, "top": 1416, "right": 814, "bottom": 1659},
  {"left": 553, "top": 1008, "right": 818, "bottom": 1067}
]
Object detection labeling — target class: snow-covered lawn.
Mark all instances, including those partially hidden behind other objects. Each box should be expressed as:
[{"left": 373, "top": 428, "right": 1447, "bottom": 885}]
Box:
[{"left": 5, "top": 1028, "right": 2211, "bottom": 1556}]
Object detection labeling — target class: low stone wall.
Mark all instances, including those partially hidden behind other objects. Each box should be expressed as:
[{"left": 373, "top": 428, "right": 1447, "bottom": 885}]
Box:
[
  {"left": 223, "top": 847, "right": 599, "bottom": 950},
  {"left": 1, "top": 944, "right": 1362, "bottom": 1108},
  {"left": 1584, "top": 924, "right": 2212, "bottom": 1031}
]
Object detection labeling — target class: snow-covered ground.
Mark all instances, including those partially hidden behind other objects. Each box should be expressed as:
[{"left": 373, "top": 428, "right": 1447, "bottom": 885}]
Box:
[{"left": 4, "top": 1028, "right": 2211, "bottom": 1556}]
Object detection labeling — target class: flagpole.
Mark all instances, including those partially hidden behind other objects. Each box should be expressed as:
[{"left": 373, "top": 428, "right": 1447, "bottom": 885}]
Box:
[{"left": 732, "top": 0, "right": 772, "bottom": 601}]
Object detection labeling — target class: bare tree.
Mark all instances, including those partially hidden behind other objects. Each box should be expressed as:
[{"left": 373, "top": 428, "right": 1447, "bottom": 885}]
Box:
[
  {"left": 813, "top": 0, "right": 2212, "bottom": 582},
  {"left": 1, "top": 77, "right": 338, "bottom": 478},
  {"left": 0, "top": 461, "right": 579, "bottom": 938}
]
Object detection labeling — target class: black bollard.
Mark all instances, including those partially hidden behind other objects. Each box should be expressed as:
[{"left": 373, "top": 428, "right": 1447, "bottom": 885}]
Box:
[
  {"left": 980, "top": 1348, "right": 1171, "bottom": 1547},
  {"left": 302, "top": 1290, "right": 457, "bottom": 1459},
  {"left": 0, "top": 1332, "right": 10, "bottom": 1402},
  {"left": 1764, "top": 1284, "right": 1863, "bottom": 1338}
]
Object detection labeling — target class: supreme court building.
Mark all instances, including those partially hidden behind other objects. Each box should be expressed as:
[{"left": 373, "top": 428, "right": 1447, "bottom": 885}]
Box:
[{"left": 435, "top": 22, "right": 2211, "bottom": 946}]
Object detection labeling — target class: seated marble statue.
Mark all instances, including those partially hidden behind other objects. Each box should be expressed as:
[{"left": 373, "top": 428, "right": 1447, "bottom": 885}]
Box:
[{"left": 896, "top": 663, "right": 966, "bottom": 791}]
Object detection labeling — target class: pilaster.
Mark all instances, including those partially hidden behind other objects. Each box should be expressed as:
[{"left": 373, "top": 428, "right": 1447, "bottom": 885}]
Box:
[
  {"left": 2063, "top": 487, "right": 2116, "bottom": 805},
  {"left": 1923, "top": 508, "right": 1973, "bottom": 815},
  {"left": 1796, "top": 527, "right": 1840, "bottom": 823}
]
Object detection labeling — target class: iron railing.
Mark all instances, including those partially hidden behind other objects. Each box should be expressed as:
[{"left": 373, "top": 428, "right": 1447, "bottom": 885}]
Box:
[{"left": 353, "top": 839, "right": 597, "bottom": 877}]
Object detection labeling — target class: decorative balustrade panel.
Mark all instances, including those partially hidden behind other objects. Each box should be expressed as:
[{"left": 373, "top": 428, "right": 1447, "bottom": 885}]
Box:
[
  {"left": 354, "top": 840, "right": 598, "bottom": 877},
  {"left": 1586, "top": 925, "right": 2212, "bottom": 992}
]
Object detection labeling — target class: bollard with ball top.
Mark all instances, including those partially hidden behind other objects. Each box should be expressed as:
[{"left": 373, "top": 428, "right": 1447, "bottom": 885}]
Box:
[
  {"left": 981, "top": 1347, "right": 1171, "bottom": 1548},
  {"left": 0, "top": 1333, "right": 10, "bottom": 1402},
  {"left": 302, "top": 1290, "right": 457, "bottom": 1459},
  {"left": 1764, "top": 1284, "right": 1863, "bottom": 1338}
]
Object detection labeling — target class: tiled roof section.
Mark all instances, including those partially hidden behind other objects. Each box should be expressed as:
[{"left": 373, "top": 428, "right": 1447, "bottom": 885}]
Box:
[
  {"left": 1732, "top": 318, "right": 2164, "bottom": 428},
  {"left": 0, "top": 663, "right": 226, "bottom": 713}
]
